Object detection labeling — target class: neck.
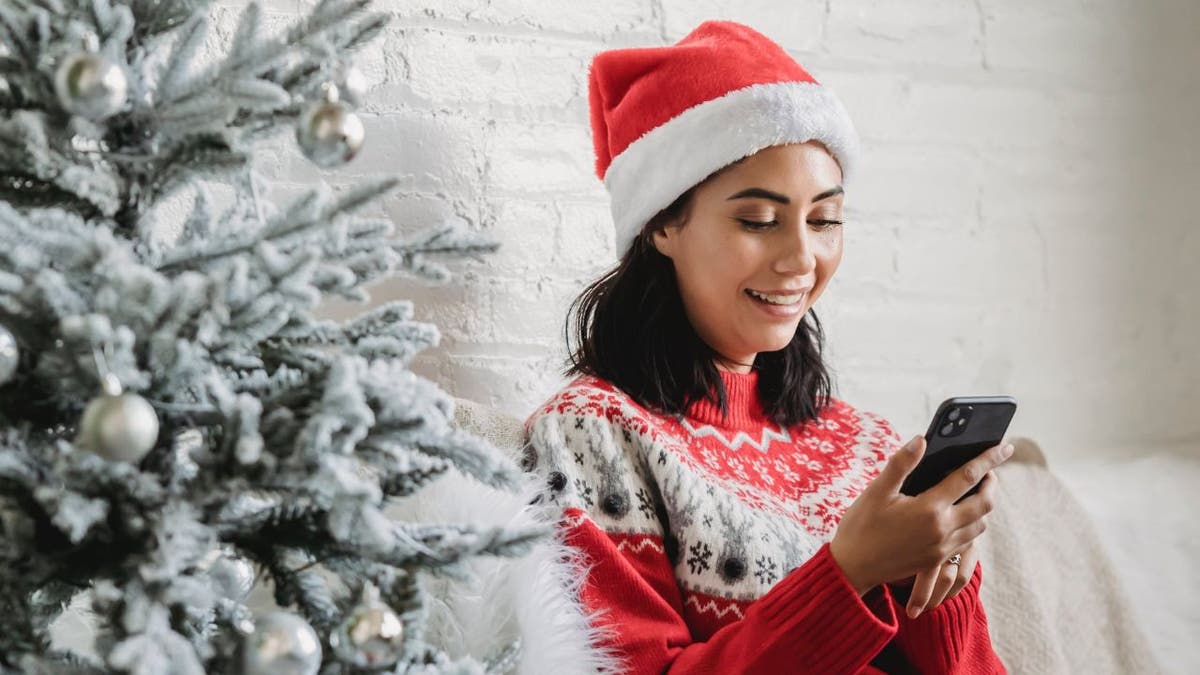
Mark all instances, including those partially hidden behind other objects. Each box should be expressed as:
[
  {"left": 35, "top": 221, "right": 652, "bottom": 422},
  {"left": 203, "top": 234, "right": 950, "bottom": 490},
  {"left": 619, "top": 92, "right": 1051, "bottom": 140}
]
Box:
[
  {"left": 685, "top": 368, "right": 766, "bottom": 429},
  {"left": 714, "top": 356, "right": 757, "bottom": 374}
]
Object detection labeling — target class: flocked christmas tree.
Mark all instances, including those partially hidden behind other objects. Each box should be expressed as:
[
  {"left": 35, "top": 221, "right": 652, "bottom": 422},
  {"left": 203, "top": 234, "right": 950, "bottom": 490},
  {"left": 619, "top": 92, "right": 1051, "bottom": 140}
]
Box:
[{"left": 0, "top": 0, "right": 548, "bottom": 672}]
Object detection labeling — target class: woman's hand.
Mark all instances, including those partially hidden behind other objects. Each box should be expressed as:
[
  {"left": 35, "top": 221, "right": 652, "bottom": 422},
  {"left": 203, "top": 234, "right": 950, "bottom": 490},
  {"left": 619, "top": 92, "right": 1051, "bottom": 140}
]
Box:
[
  {"left": 890, "top": 540, "right": 979, "bottom": 618},
  {"left": 829, "top": 435, "right": 1010, "bottom": 596}
]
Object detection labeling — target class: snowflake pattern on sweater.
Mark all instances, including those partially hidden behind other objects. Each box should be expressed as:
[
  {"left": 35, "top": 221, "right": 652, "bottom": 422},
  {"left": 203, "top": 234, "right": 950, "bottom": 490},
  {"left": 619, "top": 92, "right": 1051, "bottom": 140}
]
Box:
[
  {"left": 523, "top": 369, "right": 1007, "bottom": 674},
  {"left": 526, "top": 371, "right": 893, "bottom": 625}
]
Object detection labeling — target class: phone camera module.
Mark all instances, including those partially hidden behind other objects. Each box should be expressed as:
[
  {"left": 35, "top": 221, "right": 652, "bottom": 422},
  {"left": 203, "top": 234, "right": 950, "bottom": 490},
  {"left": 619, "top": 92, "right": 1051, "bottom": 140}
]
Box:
[{"left": 938, "top": 406, "right": 971, "bottom": 437}]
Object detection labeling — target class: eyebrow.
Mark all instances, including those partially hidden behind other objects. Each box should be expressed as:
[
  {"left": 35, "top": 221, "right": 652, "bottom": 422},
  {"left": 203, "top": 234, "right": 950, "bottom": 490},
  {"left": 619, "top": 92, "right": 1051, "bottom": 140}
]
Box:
[{"left": 726, "top": 185, "right": 844, "bottom": 205}]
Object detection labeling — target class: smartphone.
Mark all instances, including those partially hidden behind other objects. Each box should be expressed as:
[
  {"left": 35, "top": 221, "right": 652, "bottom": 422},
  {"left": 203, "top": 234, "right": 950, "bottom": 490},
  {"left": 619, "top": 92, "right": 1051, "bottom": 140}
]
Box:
[{"left": 898, "top": 396, "right": 1018, "bottom": 502}]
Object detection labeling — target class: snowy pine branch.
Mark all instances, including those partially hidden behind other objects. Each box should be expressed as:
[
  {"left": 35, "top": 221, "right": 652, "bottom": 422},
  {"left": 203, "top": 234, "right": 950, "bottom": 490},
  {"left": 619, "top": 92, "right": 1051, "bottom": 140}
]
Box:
[{"left": 0, "top": 0, "right": 540, "bottom": 670}]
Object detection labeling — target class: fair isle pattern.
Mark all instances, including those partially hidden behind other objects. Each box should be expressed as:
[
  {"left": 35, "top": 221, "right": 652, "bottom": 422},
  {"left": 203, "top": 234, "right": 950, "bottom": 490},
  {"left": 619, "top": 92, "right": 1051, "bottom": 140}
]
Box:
[
  {"left": 677, "top": 417, "right": 792, "bottom": 452},
  {"left": 524, "top": 373, "right": 904, "bottom": 642},
  {"left": 616, "top": 537, "right": 666, "bottom": 556},
  {"left": 684, "top": 594, "right": 746, "bottom": 622}
]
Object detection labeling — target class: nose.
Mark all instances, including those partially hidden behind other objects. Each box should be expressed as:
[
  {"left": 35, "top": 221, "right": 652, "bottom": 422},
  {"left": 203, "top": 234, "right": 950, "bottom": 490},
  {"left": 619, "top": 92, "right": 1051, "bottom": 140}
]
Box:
[{"left": 772, "top": 223, "right": 817, "bottom": 276}]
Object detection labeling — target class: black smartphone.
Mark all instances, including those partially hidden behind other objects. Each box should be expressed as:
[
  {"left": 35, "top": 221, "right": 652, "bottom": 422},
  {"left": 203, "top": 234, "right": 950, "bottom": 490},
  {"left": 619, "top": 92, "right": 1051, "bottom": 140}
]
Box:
[{"left": 898, "top": 396, "right": 1018, "bottom": 502}]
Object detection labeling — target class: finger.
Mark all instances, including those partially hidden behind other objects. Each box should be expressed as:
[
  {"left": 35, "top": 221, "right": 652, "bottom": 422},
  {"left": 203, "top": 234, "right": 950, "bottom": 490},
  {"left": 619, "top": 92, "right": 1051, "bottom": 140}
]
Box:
[
  {"left": 946, "top": 543, "right": 977, "bottom": 601},
  {"left": 928, "top": 441, "right": 1013, "bottom": 505},
  {"left": 928, "top": 563, "right": 958, "bottom": 609},
  {"left": 943, "top": 512, "right": 990, "bottom": 553},
  {"left": 947, "top": 564, "right": 971, "bottom": 599},
  {"left": 941, "top": 493, "right": 994, "bottom": 554},
  {"left": 906, "top": 567, "right": 938, "bottom": 618},
  {"left": 868, "top": 435, "right": 926, "bottom": 497},
  {"left": 951, "top": 551, "right": 977, "bottom": 597},
  {"left": 944, "top": 470, "right": 998, "bottom": 532}
]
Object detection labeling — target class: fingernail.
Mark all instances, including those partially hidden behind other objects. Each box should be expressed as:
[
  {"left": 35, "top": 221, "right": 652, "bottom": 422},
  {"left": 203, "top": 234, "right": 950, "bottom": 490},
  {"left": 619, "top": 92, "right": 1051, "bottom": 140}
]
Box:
[
  {"left": 907, "top": 606, "right": 920, "bottom": 619},
  {"left": 1002, "top": 443, "right": 1014, "bottom": 458}
]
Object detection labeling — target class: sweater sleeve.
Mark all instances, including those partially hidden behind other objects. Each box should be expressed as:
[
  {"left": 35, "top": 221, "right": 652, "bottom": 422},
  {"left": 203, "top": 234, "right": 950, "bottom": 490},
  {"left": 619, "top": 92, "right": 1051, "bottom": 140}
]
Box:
[
  {"left": 525, "top": 406, "right": 901, "bottom": 674},
  {"left": 886, "top": 561, "right": 1008, "bottom": 674}
]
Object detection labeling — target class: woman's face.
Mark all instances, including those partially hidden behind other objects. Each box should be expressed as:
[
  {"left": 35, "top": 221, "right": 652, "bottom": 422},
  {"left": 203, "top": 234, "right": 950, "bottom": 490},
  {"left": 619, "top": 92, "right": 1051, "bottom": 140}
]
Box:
[{"left": 651, "top": 141, "right": 845, "bottom": 372}]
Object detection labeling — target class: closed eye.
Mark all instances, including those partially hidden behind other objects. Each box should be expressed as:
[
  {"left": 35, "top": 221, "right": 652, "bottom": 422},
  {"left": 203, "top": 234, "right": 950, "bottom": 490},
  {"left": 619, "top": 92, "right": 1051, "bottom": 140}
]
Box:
[
  {"left": 737, "top": 218, "right": 778, "bottom": 230},
  {"left": 738, "top": 218, "right": 843, "bottom": 231}
]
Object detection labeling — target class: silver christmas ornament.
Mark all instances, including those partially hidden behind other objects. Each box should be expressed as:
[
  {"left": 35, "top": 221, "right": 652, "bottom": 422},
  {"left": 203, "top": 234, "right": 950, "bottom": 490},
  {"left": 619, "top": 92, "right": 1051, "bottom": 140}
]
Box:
[
  {"left": 296, "top": 83, "right": 364, "bottom": 168},
  {"left": 199, "top": 544, "right": 257, "bottom": 600},
  {"left": 0, "top": 323, "right": 17, "bottom": 385},
  {"left": 241, "top": 611, "right": 322, "bottom": 675},
  {"left": 329, "top": 585, "right": 405, "bottom": 668},
  {"left": 54, "top": 51, "right": 128, "bottom": 120},
  {"left": 75, "top": 374, "right": 159, "bottom": 463}
]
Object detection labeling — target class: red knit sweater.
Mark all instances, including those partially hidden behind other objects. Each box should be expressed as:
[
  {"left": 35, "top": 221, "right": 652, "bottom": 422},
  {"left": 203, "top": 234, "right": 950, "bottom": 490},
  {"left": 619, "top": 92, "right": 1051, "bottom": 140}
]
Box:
[{"left": 523, "top": 369, "right": 1006, "bottom": 674}]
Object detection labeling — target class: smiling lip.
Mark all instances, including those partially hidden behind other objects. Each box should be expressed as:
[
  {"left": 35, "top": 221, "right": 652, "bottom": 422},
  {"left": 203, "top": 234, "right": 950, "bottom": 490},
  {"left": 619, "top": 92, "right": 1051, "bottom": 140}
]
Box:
[
  {"left": 745, "top": 289, "right": 809, "bottom": 319},
  {"left": 747, "top": 287, "right": 813, "bottom": 295}
]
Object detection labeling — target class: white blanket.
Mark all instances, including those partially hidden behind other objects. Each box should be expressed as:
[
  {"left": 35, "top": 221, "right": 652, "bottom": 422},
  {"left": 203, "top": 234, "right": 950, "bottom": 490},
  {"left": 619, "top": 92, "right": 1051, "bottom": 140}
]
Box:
[
  {"left": 1051, "top": 451, "right": 1200, "bottom": 674},
  {"left": 975, "top": 439, "right": 1167, "bottom": 674}
]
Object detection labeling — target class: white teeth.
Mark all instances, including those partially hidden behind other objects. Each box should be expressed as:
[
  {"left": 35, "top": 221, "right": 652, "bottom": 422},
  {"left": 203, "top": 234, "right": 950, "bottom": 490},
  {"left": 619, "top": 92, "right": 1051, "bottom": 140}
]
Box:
[{"left": 747, "top": 289, "right": 805, "bottom": 305}]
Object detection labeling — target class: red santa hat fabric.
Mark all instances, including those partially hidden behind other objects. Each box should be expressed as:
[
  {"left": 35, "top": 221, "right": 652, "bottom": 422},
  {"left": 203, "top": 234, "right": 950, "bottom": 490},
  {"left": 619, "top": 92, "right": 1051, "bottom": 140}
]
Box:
[{"left": 587, "top": 20, "right": 861, "bottom": 256}]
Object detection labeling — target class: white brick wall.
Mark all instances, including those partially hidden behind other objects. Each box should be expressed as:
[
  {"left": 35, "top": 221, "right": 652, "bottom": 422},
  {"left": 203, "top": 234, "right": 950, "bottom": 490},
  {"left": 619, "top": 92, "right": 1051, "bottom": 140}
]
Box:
[{"left": 238, "top": 0, "right": 1198, "bottom": 461}]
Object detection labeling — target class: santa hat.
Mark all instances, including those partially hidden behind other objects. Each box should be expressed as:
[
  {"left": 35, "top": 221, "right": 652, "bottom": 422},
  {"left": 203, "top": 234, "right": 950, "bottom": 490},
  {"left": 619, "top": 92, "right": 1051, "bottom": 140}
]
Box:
[{"left": 588, "top": 20, "right": 861, "bottom": 256}]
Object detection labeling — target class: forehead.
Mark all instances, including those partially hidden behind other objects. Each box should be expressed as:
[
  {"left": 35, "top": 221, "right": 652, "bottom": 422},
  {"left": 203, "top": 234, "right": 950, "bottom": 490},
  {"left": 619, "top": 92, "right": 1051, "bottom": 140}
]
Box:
[{"left": 706, "top": 142, "right": 842, "bottom": 195}]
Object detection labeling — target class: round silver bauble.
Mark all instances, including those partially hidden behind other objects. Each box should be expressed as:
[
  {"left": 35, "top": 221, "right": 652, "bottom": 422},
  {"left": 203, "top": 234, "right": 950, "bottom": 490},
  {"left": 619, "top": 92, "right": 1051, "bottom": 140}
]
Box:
[
  {"left": 329, "top": 598, "right": 405, "bottom": 668},
  {"left": 54, "top": 51, "right": 127, "bottom": 120},
  {"left": 240, "top": 611, "right": 322, "bottom": 675},
  {"left": 295, "top": 97, "right": 365, "bottom": 168},
  {"left": 0, "top": 324, "right": 17, "bottom": 385},
  {"left": 75, "top": 376, "right": 159, "bottom": 463}
]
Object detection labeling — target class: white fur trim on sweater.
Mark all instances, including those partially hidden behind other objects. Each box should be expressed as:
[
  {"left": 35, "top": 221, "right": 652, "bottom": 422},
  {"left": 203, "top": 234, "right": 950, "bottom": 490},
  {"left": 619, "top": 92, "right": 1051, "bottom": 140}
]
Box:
[
  {"left": 603, "top": 80, "right": 861, "bottom": 256},
  {"left": 385, "top": 467, "right": 624, "bottom": 675}
]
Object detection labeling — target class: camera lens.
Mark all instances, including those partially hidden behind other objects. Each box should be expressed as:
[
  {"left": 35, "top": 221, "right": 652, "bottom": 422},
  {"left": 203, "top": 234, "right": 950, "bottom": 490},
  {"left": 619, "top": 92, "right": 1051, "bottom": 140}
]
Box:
[
  {"left": 947, "top": 408, "right": 961, "bottom": 422},
  {"left": 940, "top": 422, "right": 955, "bottom": 436}
]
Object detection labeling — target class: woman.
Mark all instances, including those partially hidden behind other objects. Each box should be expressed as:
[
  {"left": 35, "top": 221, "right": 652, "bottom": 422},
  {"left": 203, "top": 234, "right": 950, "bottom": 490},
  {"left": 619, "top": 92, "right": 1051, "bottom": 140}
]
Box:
[{"left": 522, "top": 20, "right": 1011, "bottom": 674}]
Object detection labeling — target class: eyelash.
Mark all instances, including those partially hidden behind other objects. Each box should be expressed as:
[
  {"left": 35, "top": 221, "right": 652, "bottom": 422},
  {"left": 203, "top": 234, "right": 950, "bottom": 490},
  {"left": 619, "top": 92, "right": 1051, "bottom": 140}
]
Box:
[{"left": 737, "top": 218, "right": 844, "bottom": 231}]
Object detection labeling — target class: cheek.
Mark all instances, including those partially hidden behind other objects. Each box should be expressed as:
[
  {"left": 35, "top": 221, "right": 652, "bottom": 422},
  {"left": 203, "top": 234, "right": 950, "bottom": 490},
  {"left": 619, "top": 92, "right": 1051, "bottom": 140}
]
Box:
[
  {"left": 691, "top": 239, "right": 762, "bottom": 300},
  {"left": 673, "top": 235, "right": 761, "bottom": 320},
  {"left": 810, "top": 230, "right": 844, "bottom": 296},
  {"left": 820, "top": 231, "right": 843, "bottom": 269}
]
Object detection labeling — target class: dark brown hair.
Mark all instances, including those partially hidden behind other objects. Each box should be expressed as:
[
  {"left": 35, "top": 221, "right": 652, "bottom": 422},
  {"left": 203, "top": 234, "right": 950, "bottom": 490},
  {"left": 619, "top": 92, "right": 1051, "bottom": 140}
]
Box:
[{"left": 564, "top": 171, "right": 835, "bottom": 427}]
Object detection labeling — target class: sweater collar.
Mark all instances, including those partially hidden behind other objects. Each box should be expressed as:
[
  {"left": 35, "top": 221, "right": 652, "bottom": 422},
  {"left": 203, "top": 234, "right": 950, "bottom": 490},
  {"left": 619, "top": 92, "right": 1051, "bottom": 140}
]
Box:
[{"left": 683, "top": 368, "right": 767, "bottom": 430}]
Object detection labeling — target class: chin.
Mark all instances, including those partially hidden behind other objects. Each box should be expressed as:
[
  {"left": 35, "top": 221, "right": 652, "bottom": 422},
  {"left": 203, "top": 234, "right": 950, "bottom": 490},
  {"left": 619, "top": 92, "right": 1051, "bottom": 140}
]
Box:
[{"left": 755, "top": 333, "right": 797, "bottom": 354}]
